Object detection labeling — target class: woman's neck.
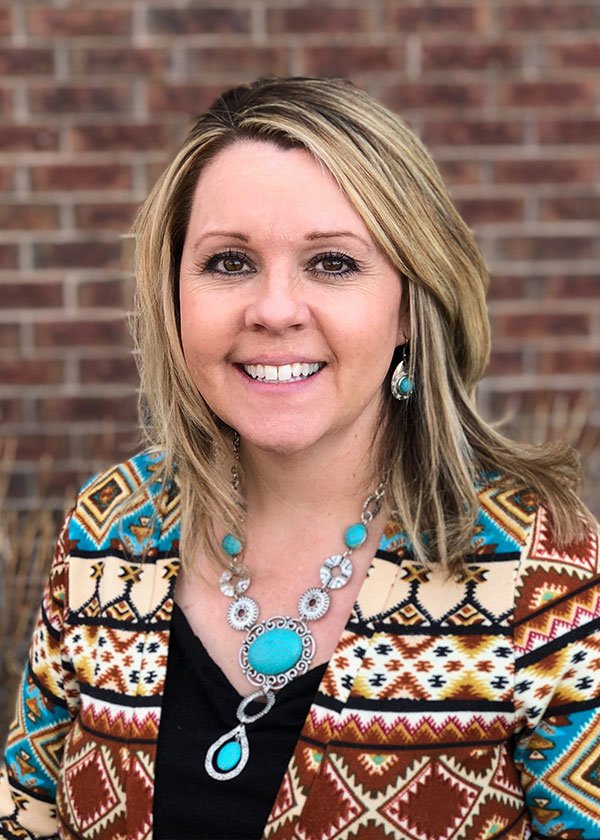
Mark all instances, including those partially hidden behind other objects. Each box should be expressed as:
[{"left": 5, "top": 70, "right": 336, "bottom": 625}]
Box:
[{"left": 239, "top": 437, "right": 380, "bottom": 523}]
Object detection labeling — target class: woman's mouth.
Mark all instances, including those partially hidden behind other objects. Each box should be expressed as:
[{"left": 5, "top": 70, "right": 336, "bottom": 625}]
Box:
[{"left": 240, "top": 362, "right": 325, "bottom": 383}]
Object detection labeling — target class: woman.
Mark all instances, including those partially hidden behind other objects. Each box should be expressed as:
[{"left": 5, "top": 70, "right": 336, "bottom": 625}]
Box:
[{"left": 1, "top": 76, "right": 598, "bottom": 840}]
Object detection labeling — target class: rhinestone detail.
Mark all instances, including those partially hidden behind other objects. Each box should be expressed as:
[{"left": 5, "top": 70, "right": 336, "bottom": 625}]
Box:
[
  {"left": 227, "top": 596, "right": 259, "bottom": 631},
  {"left": 298, "top": 587, "right": 331, "bottom": 621}
]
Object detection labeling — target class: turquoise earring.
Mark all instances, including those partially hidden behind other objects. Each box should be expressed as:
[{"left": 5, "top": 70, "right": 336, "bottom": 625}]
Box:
[{"left": 390, "top": 343, "right": 414, "bottom": 401}]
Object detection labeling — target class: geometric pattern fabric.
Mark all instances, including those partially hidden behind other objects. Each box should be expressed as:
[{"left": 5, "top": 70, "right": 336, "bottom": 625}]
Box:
[{"left": 0, "top": 452, "right": 599, "bottom": 838}]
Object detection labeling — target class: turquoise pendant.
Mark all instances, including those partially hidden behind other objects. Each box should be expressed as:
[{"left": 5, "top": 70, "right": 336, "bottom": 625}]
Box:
[
  {"left": 205, "top": 689, "right": 275, "bottom": 781},
  {"left": 205, "top": 725, "right": 249, "bottom": 781},
  {"left": 247, "top": 628, "right": 303, "bottom": 675},
  {"left": 240, "top": 617, "right": 315, "bottom": 689},
  {"left": 216, "top": 739, "right": 243, "bottom": 772}
]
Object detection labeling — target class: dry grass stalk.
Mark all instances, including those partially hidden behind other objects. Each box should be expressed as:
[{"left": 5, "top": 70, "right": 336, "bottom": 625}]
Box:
[
  {"left": 0, "top": 440, "right": 58, "bottom": 744},
  {"left": 495, "top": 390, "right": 600, "bottom": 511}
]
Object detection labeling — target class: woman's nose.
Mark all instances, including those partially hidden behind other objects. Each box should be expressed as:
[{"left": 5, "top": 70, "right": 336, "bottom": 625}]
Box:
[{"left": 244, "top": 274, "right": 310, "bottom": 333}]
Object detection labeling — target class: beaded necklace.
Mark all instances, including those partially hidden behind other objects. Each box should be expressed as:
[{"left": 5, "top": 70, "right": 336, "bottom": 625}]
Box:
[{"left": 204, "top": 466, "right": 386, "bottom": 782}]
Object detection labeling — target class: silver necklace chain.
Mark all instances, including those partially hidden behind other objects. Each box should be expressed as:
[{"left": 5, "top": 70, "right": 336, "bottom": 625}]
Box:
[{"left": 204, "top": 442, "right": 385, "bottom": 781}]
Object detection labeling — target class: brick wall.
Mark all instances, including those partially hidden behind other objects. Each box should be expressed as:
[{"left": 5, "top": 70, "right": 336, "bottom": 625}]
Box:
[{"left": 1, "top": 0, "right": 599, "bottom": 515}]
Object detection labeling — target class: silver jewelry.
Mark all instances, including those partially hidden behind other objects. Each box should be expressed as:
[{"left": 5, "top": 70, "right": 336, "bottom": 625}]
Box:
[
  {"left": 391, "top": 343, "right": 414, "bottom": 401},
  {"left": 204, "top": 470, "right": 386, "bottom": 781}
]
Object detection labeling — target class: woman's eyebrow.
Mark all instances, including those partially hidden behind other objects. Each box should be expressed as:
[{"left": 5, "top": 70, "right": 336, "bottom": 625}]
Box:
[
  {"left": 191, "top": 231, "right": 249, "bottom": 252},
  {"left": 305, "top": 230, "right": 374, "bottom": 250},
  {"left": 190, "top": 229, "right": 374, "bottom": 253}
]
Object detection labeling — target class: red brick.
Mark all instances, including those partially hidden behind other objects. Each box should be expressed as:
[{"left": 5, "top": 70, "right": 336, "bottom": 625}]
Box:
[
  {"left": 77, "top": 278, "right": 129, "bottom": 308},
  {"left": 33, "top": 241, "right": 123, "bottom": 270},
  {"left": 34, "top": 318, "right": 128, "bottom": 348},
  {"left": 502, "top": 4, "right": 597, "bottom": 30},
  {"left": 422, "top": 42, "right": 522, "bottom": 71},
  {"left": 454, "top": 197, "right": 524, "bottom": 224},
  {"left": 0, "top": 8, "right": 11, "bottom": 35},
  {"left": 0, "top": 203, "right": 60, "bottom": 231},
  {"left": 542, "top": 275, "right": 600, "bottom": 298},
  {"left": 15, "top": 435, "right": 70, "bottom": 462},
  {"left": 71, "top": 124, "right": 170, "bottom": 152},
  {"left": 27, "top": 8, "right": 132, "bottom": 37},
  {"left": 72, "top": 429, "right": 138, "bottom": 463},
  {"left": 268, "top": 6, "right": 367, "bottom": 33},
  {"left": 147, "top": 8, "right": 251, "bottom": 34},
  {"left": 0, "top": 359, "right": 64, "bottom": 385},
  {"left": 75, "top": 203, "right": 139, "bottom": 231},
  {"left": 382, "top": 82, "right": 483, "bottom": 110},
  {"left": 148, "top": 84, "right": 225, "bottom": 115},
  {"left": 0, "top": 324, "right": 20, "bottom": 349},
  {"left": 70, "top": 47, "right": 168, "bottom": 76},
  {"left": 493, "top": 159, "right": 596, "bottom": 184},
  {"left": 496, "top": 235, "right": 595, "bottom": 261},
  {"left": 539, "top": 120, "right": 600, "bottom": 145},
  {"left": 0, "top": 126, "right": 58, "bottom": 152},
  {"left": 0, "top": 87, "right": 13, "bottom": 116},
  {"left": 29, "top": 84, "right": 130, "bottom": 115},
  {"left": 38, "top": 395, "right": 137, "bottom": 423},
  {"left": 0, "top": 165, "right": 14, "bottom": 191},
  {"left": 423, "top": 120, "right": 524, "bottom": 146},
  {"left": 488, "top": 275, "right": 530, "bottom": 300},
  {"left": 501, "top": 81, "right": 595, "bottom": 108},
  {"left": 31, "top": 164, "right": 133, "bottom": 192},
  {"left": 0, "top": 397, "right": 22, "bottom": 423},
  {"left": 79, "top": 356, "right": 139, "bottom": 385},
  {"left": 539, "top": 349, "right": 600, "bottom": 374},
  {"left": 0, "top": 245, "right": 18, "bottom": 269},
  {"left": 385, "top": 4, "right": 480, "bottom": 31},
  {"left": 492, "top": 313, "right": 590, "bottom": 339},
  {"left": 437, "top": 160, "right": 482, "bottom": 186},
  {"left": 546, "top": 41, "right": 600, "bottom": 69},
  {"left": 487, "top": 389, "right": 590, "bottom": 425},
  {"left": 0, "top": 48, "right": 54, "bottom": 76},
  {"left": 304, "top": 46, "right": 402, "bottom": 76},
  {"left": 486, "top": 350, "right": 524, "bottom": 375},
  {"left": 188, "top": 46, "right": 290, "bottom": 76},
  {"left": 541, "top": 196, "right": 600, "bottom": 221},
  {"left": 2, "top": 281, "right": 63, "bottom": 309}
]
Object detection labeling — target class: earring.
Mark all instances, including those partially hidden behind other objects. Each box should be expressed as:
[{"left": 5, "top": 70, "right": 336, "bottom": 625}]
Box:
[{"left": 390, "top": 344, "right": 414, "bottom": 401}]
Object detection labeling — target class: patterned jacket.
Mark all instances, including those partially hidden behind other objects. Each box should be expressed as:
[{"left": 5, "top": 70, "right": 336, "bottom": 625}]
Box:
[{"left": 1, "top": 451, "right": 600, "bottom": 839}]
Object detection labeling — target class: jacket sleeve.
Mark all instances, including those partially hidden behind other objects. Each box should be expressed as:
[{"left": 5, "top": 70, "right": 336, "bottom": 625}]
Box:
[
  {"left": 512, "top": 506, "right": 600, "bottom": 838},
  {"left": 0, "top": 513, "right": 79, "bottom": 839}
]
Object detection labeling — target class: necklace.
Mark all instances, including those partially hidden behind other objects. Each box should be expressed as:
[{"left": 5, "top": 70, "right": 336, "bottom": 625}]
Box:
[{"left": 204, "top": 472, "right": 386, "bottom": 782}]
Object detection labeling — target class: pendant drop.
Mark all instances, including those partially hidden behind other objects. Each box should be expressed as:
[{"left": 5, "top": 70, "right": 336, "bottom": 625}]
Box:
[
  {"left": 205, "top": 725, "right": 249, "bottom": 781},
  {"left": 205, "top": 688, "right": 276, "bottom": 782}
]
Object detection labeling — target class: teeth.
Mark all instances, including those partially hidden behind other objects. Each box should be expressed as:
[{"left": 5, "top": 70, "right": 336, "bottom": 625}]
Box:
[{"left": 242, "top": 362, "right": 322, "bottom": 382}]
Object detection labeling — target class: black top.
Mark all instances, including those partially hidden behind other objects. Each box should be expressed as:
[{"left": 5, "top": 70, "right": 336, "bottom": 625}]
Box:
[{"left": 153, "top": 604, "right": 327, "bottom": 840}]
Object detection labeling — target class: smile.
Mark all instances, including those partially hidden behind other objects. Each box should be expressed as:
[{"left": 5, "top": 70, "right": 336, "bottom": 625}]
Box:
[{"left": 241, "top": 362, "right": 325, "bottom": 383}]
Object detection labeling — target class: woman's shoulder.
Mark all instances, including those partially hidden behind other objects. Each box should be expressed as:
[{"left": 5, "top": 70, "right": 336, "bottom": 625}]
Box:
[
  {"left": 68, "top": 448, "right": 180, "bottom": 554},
  {"left": 473, "top": 469, "right": 545, "bottom": 556},
  {"left": 474, "top": 470, "right": 598, "bottom": 573},
  {"left": 78, "top": 447, "right": 168, "bottom": 497}
]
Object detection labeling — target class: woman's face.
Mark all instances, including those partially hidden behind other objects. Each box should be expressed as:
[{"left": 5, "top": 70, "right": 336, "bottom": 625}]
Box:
[{"left": 179, "top": 140, "right": 405, "bottom": 458}]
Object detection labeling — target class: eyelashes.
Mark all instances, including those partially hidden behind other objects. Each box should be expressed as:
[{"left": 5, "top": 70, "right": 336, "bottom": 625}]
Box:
[
  {"left": 308, "top": 252, "right": 360, "bottom": 277},
  {"left": 200, "top": 249, "right": 250, "bottom": 275},
  {"left": 199, "top": 249, "right": 360, "bottom": 278}
]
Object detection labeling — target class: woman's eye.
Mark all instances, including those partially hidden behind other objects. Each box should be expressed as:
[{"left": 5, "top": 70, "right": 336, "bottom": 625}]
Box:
[
  {"left": 309, "top": 252, "right": 359, "bottom": 276},
  {"left": 202, "top": 250, "right": 252, "bottom": 275}
]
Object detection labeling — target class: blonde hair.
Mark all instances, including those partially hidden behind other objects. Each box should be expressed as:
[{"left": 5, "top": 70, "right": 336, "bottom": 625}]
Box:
[{"left": 132, "top": 76, "right": 587, "bottom": 573}]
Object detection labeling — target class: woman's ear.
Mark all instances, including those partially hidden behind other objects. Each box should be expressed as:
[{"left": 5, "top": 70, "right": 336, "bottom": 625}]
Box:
[{"left": 396, "top": 322, "right": 410, "bottom": 347}]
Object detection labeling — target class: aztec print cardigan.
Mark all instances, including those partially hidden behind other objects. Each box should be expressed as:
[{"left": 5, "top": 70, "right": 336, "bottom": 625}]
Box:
[{"left": 1, "top": 451, "right": 600, "bottom": 840}]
